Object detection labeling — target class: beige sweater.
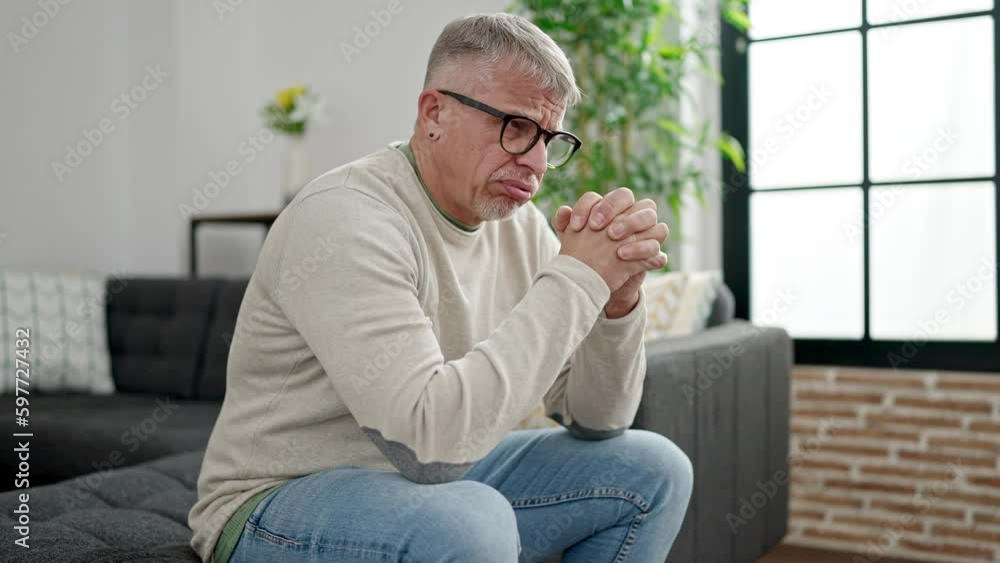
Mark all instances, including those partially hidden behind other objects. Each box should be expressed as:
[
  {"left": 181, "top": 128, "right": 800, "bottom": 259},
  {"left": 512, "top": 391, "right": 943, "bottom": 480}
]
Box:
[{"left": 188, "top": 142, "right": 648, "bottom": 561}]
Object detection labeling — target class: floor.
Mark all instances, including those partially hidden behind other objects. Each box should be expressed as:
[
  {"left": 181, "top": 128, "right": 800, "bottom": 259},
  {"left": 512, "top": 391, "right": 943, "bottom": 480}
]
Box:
[{"left": 757, "top": 544, "right": 922, "bottom": 563}]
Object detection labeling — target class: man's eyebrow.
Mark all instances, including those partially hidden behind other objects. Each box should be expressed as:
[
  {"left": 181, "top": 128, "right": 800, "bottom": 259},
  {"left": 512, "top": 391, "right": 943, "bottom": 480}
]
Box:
[{"left": 513, "top": 106, "right": 555, "bottom": 127}]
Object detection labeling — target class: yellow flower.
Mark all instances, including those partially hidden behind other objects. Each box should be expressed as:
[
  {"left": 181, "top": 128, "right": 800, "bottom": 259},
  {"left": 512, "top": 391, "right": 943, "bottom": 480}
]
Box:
[{"left": 276, "top": 84, "right": 306, "bottom": 111}]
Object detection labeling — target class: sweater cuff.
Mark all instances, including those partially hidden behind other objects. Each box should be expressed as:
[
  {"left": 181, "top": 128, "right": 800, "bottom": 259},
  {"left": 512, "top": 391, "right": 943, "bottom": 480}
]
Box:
[
  {"left": 543, "top": 254, "right": 611, "bottom": 311},
  {"left": 597, "top": 284, "right": 647, "bottom": 326}
]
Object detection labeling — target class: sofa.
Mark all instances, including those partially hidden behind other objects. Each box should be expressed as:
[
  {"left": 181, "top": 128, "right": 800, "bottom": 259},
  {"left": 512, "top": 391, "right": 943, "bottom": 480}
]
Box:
[{"left": 0, "top": 277, "right": 791, "bottom": 563}]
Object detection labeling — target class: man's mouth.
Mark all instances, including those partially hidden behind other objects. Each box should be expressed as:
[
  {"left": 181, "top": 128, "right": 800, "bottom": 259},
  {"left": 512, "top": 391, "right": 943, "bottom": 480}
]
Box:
[{"left": 498, "top": 180, "right": 534, "bottom": 202}]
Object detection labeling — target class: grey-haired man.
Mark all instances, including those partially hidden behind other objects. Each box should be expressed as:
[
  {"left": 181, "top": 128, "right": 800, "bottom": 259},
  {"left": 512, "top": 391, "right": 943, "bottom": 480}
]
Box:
[{"left": 190, "top": 12, "right": 691, "bottom": 563}]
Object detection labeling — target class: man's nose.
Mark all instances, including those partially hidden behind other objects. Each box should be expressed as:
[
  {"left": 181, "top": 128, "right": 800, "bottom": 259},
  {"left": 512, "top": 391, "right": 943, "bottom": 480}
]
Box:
[{"left": 513, "top": 137, "right": 548, "bottom": 177}]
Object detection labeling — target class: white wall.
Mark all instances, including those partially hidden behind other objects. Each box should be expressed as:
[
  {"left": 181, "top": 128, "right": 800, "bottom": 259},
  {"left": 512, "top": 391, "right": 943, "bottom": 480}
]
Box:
[{"left": 1, "top": 0, "right": 504, "bottom": 277}]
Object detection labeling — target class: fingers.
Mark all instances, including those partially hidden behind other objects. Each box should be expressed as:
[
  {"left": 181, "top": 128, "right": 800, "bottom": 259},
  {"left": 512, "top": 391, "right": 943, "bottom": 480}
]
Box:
[
  {"left": 607, "top": 208, "right": 659, "bottom": 240},
  {"left": 617, "top": 238, "right": 663, "bottom": 261},
  {"left": 552, "top": 205, "right": 573, "bottom": 234},
  {"left": 569, "top": 192, "right": 604, "bottom": 231},
  {"left": 587, "top": 187, "right": 635, "bottom": 230}
]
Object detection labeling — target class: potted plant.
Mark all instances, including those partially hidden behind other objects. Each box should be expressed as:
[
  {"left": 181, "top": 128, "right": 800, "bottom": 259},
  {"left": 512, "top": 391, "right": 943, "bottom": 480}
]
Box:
[
  {"left": 260, "top": 83, "right": 325, "bottom": 204},
  {"left": 511, "top": 0, "right": 748, "bottom": 269}
]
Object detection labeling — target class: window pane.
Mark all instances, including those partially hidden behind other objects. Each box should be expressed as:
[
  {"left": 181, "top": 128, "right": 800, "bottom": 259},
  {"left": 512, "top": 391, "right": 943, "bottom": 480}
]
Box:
[
  {"left": 749, "top": 33, "right": 863, "bottom": 190},
  {"left": 870, "top": 183, "right": 997, "bottom": 341},
  {"left": 868, "top": 17, "right": 995, "bottom": 182},
  {"left": 749, "top": 0, "right": 861, "bottom": 39},
  {"left": 867, "top": 0, "right": 993, "bottom": 25},
  {"left": 751, "top": 188, "right": 865, "bottom": 338}
]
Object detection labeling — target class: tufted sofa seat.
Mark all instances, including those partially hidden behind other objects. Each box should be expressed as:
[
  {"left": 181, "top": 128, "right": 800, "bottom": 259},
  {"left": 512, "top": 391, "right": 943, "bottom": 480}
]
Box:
[{"left": 0, "top": 449, "right": 203, "bottom": 562}]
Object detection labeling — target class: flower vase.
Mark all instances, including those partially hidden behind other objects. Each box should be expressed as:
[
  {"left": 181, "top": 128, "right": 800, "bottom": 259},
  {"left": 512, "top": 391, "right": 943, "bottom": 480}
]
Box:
[{"left": 281, "top": 136, "right": 310, "bottom": 205}]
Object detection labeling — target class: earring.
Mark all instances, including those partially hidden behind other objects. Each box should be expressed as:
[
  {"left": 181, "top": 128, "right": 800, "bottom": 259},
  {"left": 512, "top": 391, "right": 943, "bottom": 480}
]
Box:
[{"left": 429, "top": 132, "right": 435, "bottom": 139}]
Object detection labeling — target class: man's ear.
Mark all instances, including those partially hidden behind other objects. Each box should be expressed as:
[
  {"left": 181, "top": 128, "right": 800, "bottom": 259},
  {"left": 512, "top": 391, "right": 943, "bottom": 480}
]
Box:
[{"left": 416, "top": 89, "right": 446, "bottom": 136}]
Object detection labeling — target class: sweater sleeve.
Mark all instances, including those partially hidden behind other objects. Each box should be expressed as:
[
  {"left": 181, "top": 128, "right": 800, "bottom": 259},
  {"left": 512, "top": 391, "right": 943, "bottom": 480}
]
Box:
[
  {"left": 275, "top": 186, "right": 611, "bottom": 484},
  {"left": 536, "top": 210, "right": 649, "bottom": 439}
]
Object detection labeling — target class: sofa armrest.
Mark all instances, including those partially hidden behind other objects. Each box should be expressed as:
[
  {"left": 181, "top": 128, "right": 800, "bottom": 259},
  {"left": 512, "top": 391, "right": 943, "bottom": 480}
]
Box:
[{"left": 633, "top": 321, "right": 792, "bottom": 563}]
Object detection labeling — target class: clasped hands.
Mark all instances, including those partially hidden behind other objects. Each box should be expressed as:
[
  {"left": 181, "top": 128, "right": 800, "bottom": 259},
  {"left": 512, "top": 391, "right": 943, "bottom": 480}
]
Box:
[{"left": 554, "top": 188, "right": 670, "bottom": 319}]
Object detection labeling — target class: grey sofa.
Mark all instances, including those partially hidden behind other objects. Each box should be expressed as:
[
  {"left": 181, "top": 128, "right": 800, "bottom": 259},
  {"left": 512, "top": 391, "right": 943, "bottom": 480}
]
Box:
[{"left": 0, "top": 277, "right": 791, "bottom": 563}]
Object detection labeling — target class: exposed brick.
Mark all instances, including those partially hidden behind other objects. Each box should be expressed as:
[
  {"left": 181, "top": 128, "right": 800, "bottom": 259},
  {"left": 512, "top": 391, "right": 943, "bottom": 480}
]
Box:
[
  {"left": 789, "top": 472, "right": 823, "bottom": 486},
  {"left": 791, "top": 422, "right": 822, "bottom": 435},
  {"left": 832, "top": 514, "right": 923, "bottom": 533},
  {"left": 927, "top": 436, "right": 1000, "bottom": 454},
  {"left": 813, "top": 443, "right": 889, "bottom": 458},
  {"left": 791, "top": 458, "right": 851, "bottom": 473},
  {"left": 935, "top": 373, "right": 1000, "bottom": 393},
  {"left": 933, "top": 523, "right": 1000, "bottom": 542},
  {"left": 894, "top": 395, "right": 993, "bottom": 414},
  {"left": 968, "top": 475, "right": 1000, "bottom": 489},
  {"left": 795, "top": 389, "right": 883, "bottom": 405},
  {"left": 835, "top": 369, "right": 928, "bottom": 389},
  {"left": 974, "top": 511, "right": 1000, "bottom": 526},
  {"left": 790, "top": 508, "right": 826, "bottom": 521},
  {"left": 930, "top": 490, "right": 1000, "bottom": 508},
  {"left": 793, "top": 366, "right": 830, "bottom": 382},
  {"left": 860, "top": 464, "right": 957, "bottom": 481},
  {"left": 970, "top": 420, "right": 1000, "bottom": 434},
  {"left": 797, "top": 492, "right": 864, "bottom": 509},
  {"left": 827, "top": 426, "right": 921, "bottom": 442},
  {"left": 801, "top": 527, "right": 882, "bottom": 544},
  {"left": 826, "top": 478, "right": 916, "bottom": 496},
  {"left": 898, "top": 449, "right": 996, "bottom": 469},
  {"left": 899, "top": 538, "right": 994, "bottom": 560},
  {"left": 788, "top": 366, "right": 1000, "bottom": 561},
  {"left": 866, "top": 412, "right": 963, "bottom": 429},
  {"left": 793, "top": 406, "right": 859, "bottom": 419},
  {"left": 870, "top": 499, "right": 966, "bottom": 520}
]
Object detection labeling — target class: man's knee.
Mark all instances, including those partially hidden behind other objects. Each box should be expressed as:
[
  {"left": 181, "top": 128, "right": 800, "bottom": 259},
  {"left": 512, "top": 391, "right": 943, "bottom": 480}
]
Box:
[
  {"left": 417, "top": 481, "right": 521, "bottom": 562},
  {"left": 609, "top": 430, "right": 693, "bottom": 504}
]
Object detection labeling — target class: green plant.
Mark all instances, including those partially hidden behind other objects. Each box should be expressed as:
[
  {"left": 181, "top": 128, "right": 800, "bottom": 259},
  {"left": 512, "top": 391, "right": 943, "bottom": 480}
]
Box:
[{"left": 511, "top": 0, "right": 748, "bottom": 260}]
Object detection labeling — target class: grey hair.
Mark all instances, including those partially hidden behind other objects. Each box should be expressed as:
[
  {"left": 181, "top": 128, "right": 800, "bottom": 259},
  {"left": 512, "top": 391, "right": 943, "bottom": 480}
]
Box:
[{"left": 423, "top": 13, "right": 581, "bottom": 107}]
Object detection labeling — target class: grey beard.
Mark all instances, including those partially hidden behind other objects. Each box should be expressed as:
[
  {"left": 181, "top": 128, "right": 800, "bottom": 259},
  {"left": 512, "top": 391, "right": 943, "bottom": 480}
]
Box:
[{"left": 473, "top": 193, "right": 523, "bottom": 221}]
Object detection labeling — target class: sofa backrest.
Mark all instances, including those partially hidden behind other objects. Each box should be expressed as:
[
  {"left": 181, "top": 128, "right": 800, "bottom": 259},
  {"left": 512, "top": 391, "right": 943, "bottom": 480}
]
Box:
[
  {"left": 197, "top": 279, "right": 249, "bottom": 400},
  {"left": 105, "top": 278, "right": 247, "bottom": 399}
]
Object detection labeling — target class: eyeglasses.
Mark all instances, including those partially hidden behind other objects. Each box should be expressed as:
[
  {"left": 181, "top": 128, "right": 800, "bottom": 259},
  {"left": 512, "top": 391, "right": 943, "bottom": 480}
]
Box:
[{"left": 438, "top": 89, "right": 582, "bottom": 169}]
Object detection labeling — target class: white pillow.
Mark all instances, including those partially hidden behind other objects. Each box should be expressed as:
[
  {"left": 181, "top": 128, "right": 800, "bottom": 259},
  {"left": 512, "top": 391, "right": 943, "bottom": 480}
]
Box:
[
  {"left": 0, "top": 271, "right": 115, "bottom": 394},
  {"left": 642, "top": 270, "right": 722, "bottom": 340}
]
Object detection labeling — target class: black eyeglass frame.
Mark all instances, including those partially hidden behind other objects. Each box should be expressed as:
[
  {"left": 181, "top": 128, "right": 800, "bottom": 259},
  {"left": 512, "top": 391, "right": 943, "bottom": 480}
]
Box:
[{"left": 437, "top": 89, "right": 582, "bottom": 169}]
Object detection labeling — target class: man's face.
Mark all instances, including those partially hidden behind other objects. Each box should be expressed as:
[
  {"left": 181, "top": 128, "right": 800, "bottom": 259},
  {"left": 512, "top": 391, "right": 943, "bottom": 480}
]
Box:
[{"left": 439, "top": 75, "right": 567, "bottom": 222}]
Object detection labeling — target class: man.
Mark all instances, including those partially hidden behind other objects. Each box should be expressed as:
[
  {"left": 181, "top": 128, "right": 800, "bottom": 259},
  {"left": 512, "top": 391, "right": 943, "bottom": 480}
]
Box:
[{"left": 190, "top": 12, "right": 692, "bottom": 563}]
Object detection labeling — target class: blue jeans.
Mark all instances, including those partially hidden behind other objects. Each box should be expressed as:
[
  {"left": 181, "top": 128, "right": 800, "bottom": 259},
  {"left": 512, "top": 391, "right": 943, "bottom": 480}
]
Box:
[{"left": 229, "top": 427, "right": 693, "bottom": 562}]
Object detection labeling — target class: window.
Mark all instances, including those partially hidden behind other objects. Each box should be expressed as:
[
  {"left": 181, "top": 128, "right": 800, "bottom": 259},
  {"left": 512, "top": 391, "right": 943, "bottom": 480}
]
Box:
[{"left": 722, "top": 1, "right": 1000, "bottom": 371}]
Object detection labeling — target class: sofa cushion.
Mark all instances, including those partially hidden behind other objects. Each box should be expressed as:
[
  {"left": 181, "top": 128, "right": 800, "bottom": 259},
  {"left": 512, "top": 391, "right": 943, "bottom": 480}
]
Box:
[
  {"left": 0, "top": 450, "right": 203, "bottom": 562},
  {"left": 196, "top": 279, "right": 249, "bottom": 400},
  {"left": 643, "top": 271, "right": 723, "bottom": 339},
  {"left": 0, "top": 394, "right": 220, "bottom": 489},
  {"left": 107, "top": 278, "right": 220, "bottom": 398},
  {"left": 0, "top": 271, "right": 116, "bottom": 394}
]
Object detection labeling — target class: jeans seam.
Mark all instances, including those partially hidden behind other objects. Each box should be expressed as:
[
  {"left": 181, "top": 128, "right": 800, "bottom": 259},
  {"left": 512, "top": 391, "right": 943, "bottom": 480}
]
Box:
[
  {"left": 245, "top": 520, "right": 303, "bottom": 548},
  {"left": 509, "top": 486, "right": 651, "bottom": 513},
  {"left": 245, "top": 520, "right": 401, "bottom": 558},
  {"left": 612, "top": 511, "right": 648, "bottom": 563}
]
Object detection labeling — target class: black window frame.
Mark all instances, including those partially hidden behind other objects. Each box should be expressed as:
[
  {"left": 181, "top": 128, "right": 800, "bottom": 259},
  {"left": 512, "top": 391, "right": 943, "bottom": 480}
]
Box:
[{"left": 721, "top": 2, "right": 1000, "bottom": 372}]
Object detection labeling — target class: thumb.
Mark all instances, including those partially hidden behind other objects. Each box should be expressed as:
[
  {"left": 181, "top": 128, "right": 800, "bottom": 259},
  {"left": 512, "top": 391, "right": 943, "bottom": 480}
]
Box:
[{"left": 553, "top": 205, "right": 572, "bottom": 234}]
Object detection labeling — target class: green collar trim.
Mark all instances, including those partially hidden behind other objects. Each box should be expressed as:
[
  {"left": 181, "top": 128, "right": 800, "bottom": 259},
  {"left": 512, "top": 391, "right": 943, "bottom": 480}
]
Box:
[{"left": 398, "top": 142, "right": 480, "bottom": 233}]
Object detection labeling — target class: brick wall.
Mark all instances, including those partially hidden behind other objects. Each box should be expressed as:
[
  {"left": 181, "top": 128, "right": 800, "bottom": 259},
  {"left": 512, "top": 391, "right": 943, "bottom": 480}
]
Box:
[{"left": 786, "top": 366, "right": 1000, "bottom": 562}]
